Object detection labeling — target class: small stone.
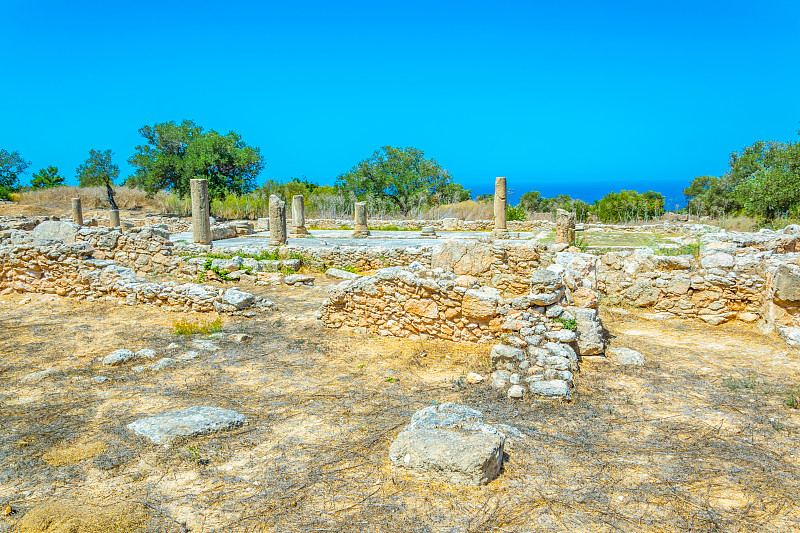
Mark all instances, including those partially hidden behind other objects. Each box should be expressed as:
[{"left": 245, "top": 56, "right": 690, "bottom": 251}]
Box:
[
  {"left": 229, "top": 333, "right": 252, "bottom": 343},
  {"left": 325, "top": 268, "right": 361, "bottom": 280},
  {"left": 91, "top": 376, "right": 109, "bottom": 384},
  {"left": 508, "top": 385, "right": 525, "bottom": 399},
  {"left": 166, "top": 342, "right": 181, "bottom": 351},
  {"left": 150, "top": 358, "right": 177, "bottom": 371},
  {"left": 466, "top": 372, "right": 484, "bottom": 384},
  {"left": 21, "top": 369, "right": 58, "bottom": 383},
  {"left": 135, "top": 348, "right": 157, "bottom": 359},
  {"left": 509, "top": 373, "right": 520, "bottom": 385},
  {"left": 193, "top": 340, "right": 219, "bottom": 351},
  {"left": 103, "top": 349, "right": 135, "bottom": 366},
  {"left": 178, "top": 351, "right": 200, "bottom": 361}
]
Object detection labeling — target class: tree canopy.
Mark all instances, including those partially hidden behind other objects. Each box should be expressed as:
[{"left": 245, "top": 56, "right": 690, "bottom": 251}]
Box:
[
  {"left": 683, "top": 132, "right": 800, "bottom": 219},
  {"left": 30, "top": 166, "right": 65, "bottom": 189},
  {"left": 336, "top": 146, "right": 458, "bottom": 215},
  {"left": 126, "top": 120, "right": 264, "bottom": 199},
  {"left": 595, "top": 190, "right": 664, "bottom": 223},
  {"left": 77, "top": 149, "right": 119, "bottom": 187},
  {"left": 0, "top": 149, "right": 30, "bottom": 198}
]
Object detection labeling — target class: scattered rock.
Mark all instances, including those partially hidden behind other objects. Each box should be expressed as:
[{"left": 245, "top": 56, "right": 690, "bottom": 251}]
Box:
[
  {"left": 178, "top": 350, "right": 200, "bottom": 361},
  {"left": 128, "top": 406, "right": 247, "bottom": 445},
  {"left": 150, "top": 358, "right": 177, "bottom": 371},
  {"left": 508, "top": 385, "right": 525, "bottom": 399},
  {"left": 103, "top": 349, "right": 135, "bottom": 366},
  {"left": 609, "top": 347, "right": 645, "bottom": 365},
  {"left": 229, "top": 333, "right": 252, "bottom": 343},
  {"left": 466, "top": 372, "right": 484, "bottom": 384},
  {"left": 135, "top": 348, "right": 157, "bottom": 359},
  {"left": 21, "top": 369, "right": 58, "bottom": 383},
  {"left": 193, "top": 340, "right": 219, "bottom": 351},
  {"left": 528, "top": 379, "right": 571, "bottom": 399}
]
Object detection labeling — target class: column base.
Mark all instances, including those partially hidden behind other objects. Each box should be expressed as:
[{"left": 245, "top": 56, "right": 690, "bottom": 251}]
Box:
[
  {"left": 351, "top": 227, "right": 371, "bottom": 238},
  {"left": 491, "top": 229, "right": 510, "bottom": 239},
  {"left": 269, "top": 239, "right": 287, "bottom": 246}
]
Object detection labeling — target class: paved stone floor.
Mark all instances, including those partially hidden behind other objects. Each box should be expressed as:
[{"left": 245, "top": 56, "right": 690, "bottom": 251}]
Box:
[{"left": 171, "top": 229, "right": 550, "bottom": 249}]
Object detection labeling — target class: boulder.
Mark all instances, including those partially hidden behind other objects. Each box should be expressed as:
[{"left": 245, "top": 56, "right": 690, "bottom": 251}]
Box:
[
  {"left": 388, "top": 403, "right": 505, "bottom": 486},
  {"left": 528, "top": 379, "right": 571, "bottom": 399}
]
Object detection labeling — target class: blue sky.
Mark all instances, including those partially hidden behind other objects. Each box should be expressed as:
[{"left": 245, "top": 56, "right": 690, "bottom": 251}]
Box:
[{"left": 2, "top": 0, "right": 799, "bottom": 207}]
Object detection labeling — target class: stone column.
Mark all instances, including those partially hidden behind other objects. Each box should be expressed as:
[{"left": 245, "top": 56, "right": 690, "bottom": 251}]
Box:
[
  {"left": 555, "top": 208, "right": 576, "bottom": 244},
  {"left": 352, "top": 201, "right": 370, "bottom": 238},
  {"left": 190, "top": 179, "right": 212, "bottom": 245},
  {"left": 289, "top": 195, "right": 309, "bottom": 236},
  {"left": 109, "top": 209, "right": 120, "bottom": 228},
  {"left": 269, "top": 194, "right": 287, "bottom": 246},
  {"left": 491, "top": 176, "right": 509, "bottom": 238},
  {"left": 71, "top": 198, "right": 83, "bottom": 225}
]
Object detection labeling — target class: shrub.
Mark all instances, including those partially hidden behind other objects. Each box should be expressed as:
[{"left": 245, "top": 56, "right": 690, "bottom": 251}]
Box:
[{"left": 172, "top": 317, "right": 223, "bottom": 336}]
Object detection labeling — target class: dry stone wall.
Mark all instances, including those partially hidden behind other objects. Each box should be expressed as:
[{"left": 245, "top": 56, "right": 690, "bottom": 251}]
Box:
[{"left": 0, "top": 220, "right": 272, "bottom": 314}]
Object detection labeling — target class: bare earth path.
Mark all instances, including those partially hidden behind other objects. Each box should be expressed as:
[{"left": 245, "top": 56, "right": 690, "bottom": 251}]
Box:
[{"left": 1, "top": 282, "right": 799, "bottom": 532}]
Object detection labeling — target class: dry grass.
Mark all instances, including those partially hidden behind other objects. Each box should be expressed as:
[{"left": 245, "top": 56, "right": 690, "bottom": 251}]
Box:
[
  {"left": 16, "top": 186, "right": 161, "bottom": 211},
  {"left": 2, "top": 285, "right": 800, "bottom": 533}
]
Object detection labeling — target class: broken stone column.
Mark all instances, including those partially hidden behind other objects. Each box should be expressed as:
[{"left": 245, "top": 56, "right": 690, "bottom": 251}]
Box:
[
  {"left": 491, "top": 177, "right": 509, "bottom": 239},
  {"left": 352, "top": 201, "right": 370, "bottom": 238},
  {"left": 109, "top": 209, "right": 120, "bottom": 228},
  {"left": 71, "top": 198, "right": 83, "bottom": 225},
  {"left": 190, "top": 179, "right": 212, "bottom": 245},
  {"left": 555, "top": 209, "right": 576, "bottom": 244},
  {"left": 289, "top": 195, "right": 309, "bottom": 236},
  {"left": 269, "top": 194, "right": 287, "bottom": 246}
]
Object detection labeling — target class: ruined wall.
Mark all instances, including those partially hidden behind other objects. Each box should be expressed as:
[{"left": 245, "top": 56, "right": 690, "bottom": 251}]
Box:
[{"left": 0, "top": 221, "right": 271, "bottom": 314}]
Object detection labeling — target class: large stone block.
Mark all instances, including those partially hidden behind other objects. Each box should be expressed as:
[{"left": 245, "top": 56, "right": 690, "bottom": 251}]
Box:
[
  {"left": 32, "top": 221, "right": 80, "bottom": 243},
  {"left": 773, "top": 265, "right": 800, "bottom": 306},
  {"left": 389, "top": 403, "right": 505, "bottom": 486}
]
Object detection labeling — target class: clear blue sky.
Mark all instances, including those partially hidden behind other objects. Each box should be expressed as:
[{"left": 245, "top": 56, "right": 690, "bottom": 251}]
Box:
[{"left": 2, "top": 0, "right": 799, "bottom": 208}]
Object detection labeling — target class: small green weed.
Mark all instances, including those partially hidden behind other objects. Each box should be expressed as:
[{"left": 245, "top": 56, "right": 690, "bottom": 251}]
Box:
[
  {"left": 385, "top": 377, "right": 396, "bottom": 383},
  {"left": 173, "top": 317, "right": 223, "bottom": 336},
  {"left": 553, "top": 317, "right": 577, "bottom": 331},
  {"left": 722, "top": 376, "right": 756, "bottom": 391},
  {"left": 785, "top": 387, "right": 800, "bottom": 409}
]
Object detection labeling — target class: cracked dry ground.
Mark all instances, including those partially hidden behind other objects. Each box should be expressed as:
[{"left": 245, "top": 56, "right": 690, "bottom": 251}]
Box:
[{"left": 1, "top": 279, "right": 800, "bottom": 533}]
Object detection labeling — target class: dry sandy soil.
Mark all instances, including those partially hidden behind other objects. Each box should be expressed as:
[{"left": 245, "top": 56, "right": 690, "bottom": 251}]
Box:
[{"left": 1, "top": 274, "right": 799, "bottom": 533}]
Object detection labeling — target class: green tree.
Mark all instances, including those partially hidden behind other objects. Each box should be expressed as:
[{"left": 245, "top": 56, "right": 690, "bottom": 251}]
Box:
[
  {"left": 126, "top": 120, "right": 263, "bottom": 199},
  {"left": 0, "top": 149, "right": 30, "bottom": 199},
  {"left": 595, "top": 190, "right": 664, "bottom": 223},
  {"left": 30, "top": 166, "right": 66, "bottom": 189},
  {"left": 519, "top": 191, "right": 541, "bottom": 212},
  {"left": 336, "top": 146, "right": 455, "bottom": 215},
  {"left": 77, "top": 149, "right": 119, "bottom": 187}
]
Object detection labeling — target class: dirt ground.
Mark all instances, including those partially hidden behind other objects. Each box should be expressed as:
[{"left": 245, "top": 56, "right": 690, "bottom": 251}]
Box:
[{"left": 2, "top": 276, "right": 800, "bottom": 532}]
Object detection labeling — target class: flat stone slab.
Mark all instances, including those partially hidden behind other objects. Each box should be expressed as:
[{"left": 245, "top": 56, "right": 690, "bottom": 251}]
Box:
[{"left": 128, "top": 406, "right": 246, "bottom": 444}]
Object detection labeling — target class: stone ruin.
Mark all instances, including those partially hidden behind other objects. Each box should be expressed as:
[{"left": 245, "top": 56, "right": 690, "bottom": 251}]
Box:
[{"left": 319, "top": 249, "right": 604, "bottom": 400}]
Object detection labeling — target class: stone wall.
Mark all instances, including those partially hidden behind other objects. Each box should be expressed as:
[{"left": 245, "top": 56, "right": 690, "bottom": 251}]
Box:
[
  {"left": 597, "top": 229, "right": 800, "bottom": 327},
  {"left": 0, "top": 220, "right": 271, "bottom": 314}
]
